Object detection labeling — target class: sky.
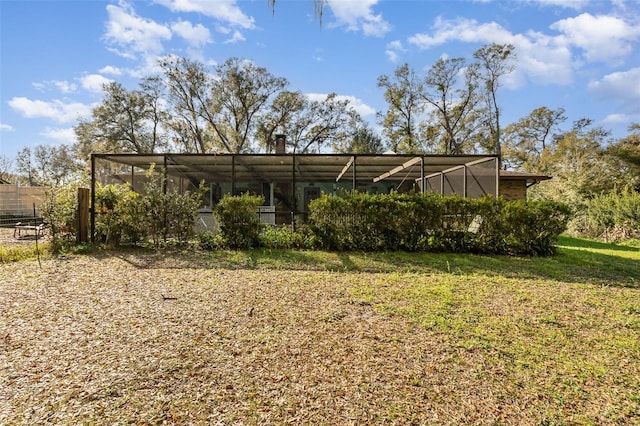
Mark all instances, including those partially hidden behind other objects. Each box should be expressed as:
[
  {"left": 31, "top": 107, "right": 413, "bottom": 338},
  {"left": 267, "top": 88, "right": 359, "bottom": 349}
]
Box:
[{"left": 1, "top": 0, "right": 640, "bottom": 164}]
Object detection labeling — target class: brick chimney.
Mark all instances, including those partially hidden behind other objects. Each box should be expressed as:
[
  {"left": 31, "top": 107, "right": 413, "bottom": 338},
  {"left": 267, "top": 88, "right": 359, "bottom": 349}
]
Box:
[{"left": 275, "top": 134, "right": 286, "bottom": 154}]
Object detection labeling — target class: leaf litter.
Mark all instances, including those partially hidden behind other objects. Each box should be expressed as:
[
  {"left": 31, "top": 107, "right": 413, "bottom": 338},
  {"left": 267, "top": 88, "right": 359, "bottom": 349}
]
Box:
[{"left": 1, "top": 251, "right": 638, "bottom": 425}]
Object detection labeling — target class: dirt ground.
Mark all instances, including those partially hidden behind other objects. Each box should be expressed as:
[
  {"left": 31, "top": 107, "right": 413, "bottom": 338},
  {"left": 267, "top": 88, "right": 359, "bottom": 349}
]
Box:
[{"left": 0, "top": 227, "right": 48, "bottom": 246}]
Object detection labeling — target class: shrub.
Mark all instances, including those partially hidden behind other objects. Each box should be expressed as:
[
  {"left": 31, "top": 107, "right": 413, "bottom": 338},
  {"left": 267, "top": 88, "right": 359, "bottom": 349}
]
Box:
[
  {"left": 214, "top": 193, "right": 264, "bottom": 249},
  {"left": 498, "top": 200, "right": 573, "bottom": 256},
  {"left": 587, "top": 189, "right": 640, "bottom": 242},
  {"left": 40, "top": 185, "right": 78, "bottom": 250},
  {"left": 198, "top": 230, "right": 225, "bottom": 250},
  {"left": 151, "top": 180, "right": 204, "bottom": 245},
  {"left": 94, "top": 168, "right": 204, "bottom": 246},
  {"left": 258, "top": 224, "right": 317, "bottom": 250},
  {"left": 308, "top": 191, "right": 571, "bottom": 256},
  {"left": 94, "top": 183, "right": 138, "bottom": 245}
]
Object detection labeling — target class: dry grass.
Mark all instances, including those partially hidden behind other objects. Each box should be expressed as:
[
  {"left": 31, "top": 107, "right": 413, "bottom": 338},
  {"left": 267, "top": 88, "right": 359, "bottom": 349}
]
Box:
[{"left": 1, "top": 241, "right": 639, "bottom": 425}]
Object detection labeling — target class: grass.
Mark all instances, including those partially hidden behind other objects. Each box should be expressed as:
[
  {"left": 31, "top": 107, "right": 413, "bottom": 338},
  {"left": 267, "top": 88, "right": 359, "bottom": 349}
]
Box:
[{"left": 1, "top": 236, "right": 639, "bottom": 424}]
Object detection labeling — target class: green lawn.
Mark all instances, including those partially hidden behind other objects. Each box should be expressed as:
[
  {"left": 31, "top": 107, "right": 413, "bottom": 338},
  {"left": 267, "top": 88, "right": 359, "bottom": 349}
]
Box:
[{"left": 1, "top": 236, "right": 638, "bottom": 424}]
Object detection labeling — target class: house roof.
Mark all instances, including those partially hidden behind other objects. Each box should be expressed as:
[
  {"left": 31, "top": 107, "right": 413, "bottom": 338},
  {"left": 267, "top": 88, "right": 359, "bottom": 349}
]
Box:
[
  {"left": 93, "top": 153, "right": 499, "bottom": 184},
  {"left": 499, "top": 170, "right": 551, "bottom": 186}
]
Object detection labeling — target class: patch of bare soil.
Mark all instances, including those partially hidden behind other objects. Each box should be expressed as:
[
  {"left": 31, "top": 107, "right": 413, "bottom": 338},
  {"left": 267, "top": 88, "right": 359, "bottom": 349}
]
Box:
[{"left": 0, "top": 252, "right": 635, "bottom": 424}]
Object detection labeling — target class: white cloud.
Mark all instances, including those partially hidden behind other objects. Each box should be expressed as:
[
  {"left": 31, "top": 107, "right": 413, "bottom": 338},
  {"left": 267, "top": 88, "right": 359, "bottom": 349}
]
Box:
[
  {"left": 99, "top": 65, "right": 123, "bottom": 76},
  {"left": 1, "top": 123, "right": 15, "bottom": 132},
  {"left": 32, "top": 80, "right": 77, "bottom": 94},
  {"left": 515, "top": 30, "right": 574, "bottom": 85},
  {"left": 530, "top": 0, "right": 588, "bottom": 9},
  {"left": 81, "top": 74, "right": 113, "bottom": 93},
  {"left": 407, "top": 17, "right": 577, "bottom": 86},
  {"left": 306, "top": 93, "right": 376, "bottom": 117},
  {"left": 40, "top": 127, "right": 77, "bottom": 143},
  {"left": 224, "top": 29, "right": 245, "bottom": 44},
  {"left": 385, "top": 40, "right": 405, "bottom": 63},
  {"left": 601, "top": 112, "right": 640, "bottom": 126},
  {"left": 312, "top": 48, "right": 324, "bottom": 62},
  {"left": 550, "top": 13, "right": 640, "bottom": 63},
  {"left": 327, "top": 0, "right": 391, "bottom": 37},
  {"left": 408, "top": 17, "right": 513, "bottom": 49},
  {"left": 171, "top": 20, "right": 212, "bottom": 47},
  {"left": 104, "top": 2, "right": 172, "bottom": 58},
  {"left": 8, "top": 97, "right": 93, "bottom": 123},
  {"left": 588, "top": 67, "right": 640, "bottom": 108},
  {"left": 54, "top": 81, "right": 77, "bottom": 94},
  {"left": 153, "top": 0, "right": 255, "bottom": 29}
]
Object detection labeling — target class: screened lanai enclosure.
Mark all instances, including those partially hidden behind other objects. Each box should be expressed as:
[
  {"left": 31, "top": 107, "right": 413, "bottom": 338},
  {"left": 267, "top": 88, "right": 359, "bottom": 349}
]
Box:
[{"left": 91, "top": 153, "right": 499, "bottom": 232}]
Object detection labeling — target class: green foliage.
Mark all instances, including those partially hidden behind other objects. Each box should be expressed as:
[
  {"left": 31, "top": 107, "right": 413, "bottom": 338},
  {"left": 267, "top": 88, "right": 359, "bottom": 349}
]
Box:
[
  {"left": 0, "top": 243, "right": 51, "bottom": 263},
  {"left": 94, "top": 183, "right": 140, "bottom": 245},
  {"left": 40, "top": 185, "right": 78, "bottom": 250},
  {"left": 258, "top": 224, "right": 317, "bottom": 249},
  {"left": 138, "top": 170, "right": 200, "bottom": 245},
  {"left": 498, "top": 200, "right": 573, "bottom": 256},
  {"left": 197, "top": 230, "right": 226, "bottom": 250},
  {"left": 94, "top": 167, "right": 204, "bottom": 246},
  {"left": 214, "top": 193, "right": 264, "bottom": 249},
  {"left": 586, "top": 189, "right": 640, "bottom": 242},
  {"left": 308, "top": 192, "right": 571, "bottom": 256}
]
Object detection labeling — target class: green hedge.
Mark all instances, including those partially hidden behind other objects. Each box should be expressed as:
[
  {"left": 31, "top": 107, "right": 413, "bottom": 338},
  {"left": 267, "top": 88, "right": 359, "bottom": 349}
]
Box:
[
  {"left": 214, "top": 193, "right": 264, "bottom": 249},
  {"left": 93, "top": 169, "right": 204, "bottom": 246},
  {"left": 586, "top": 189, "right": 640, "bottom": 242},
  {"left": 308, "top": 192, "right": 571, "bottom": 256}
]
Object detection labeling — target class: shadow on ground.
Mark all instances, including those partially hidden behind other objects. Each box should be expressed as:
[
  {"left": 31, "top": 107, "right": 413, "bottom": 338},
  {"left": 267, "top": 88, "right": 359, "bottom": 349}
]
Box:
[{"left": 80, "top": 235, "right": 640, "bottom": 289}]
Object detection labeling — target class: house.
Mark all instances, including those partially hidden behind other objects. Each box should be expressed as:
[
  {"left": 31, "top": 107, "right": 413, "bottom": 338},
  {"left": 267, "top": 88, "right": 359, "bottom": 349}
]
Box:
[
  {"left": 499, "top": 170, "right": 551, "bottom": 201},
  {"left": 91, "top": 152, "right": 549, "bottom": 230}
]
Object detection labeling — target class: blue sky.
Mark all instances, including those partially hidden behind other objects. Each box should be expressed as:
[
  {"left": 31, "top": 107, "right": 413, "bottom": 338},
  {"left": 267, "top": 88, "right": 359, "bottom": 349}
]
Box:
[{"left": 2, "top": 0, "right": 640, "bottom": 163}]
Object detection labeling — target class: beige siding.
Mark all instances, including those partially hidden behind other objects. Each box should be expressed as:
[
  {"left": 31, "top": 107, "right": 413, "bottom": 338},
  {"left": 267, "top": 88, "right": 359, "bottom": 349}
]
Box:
[
  {"left": 0, "top": 185, "right": 47, "bottom": 216},
  {"left": 499, "top": 179, "right": 527, "bottom": 201}
]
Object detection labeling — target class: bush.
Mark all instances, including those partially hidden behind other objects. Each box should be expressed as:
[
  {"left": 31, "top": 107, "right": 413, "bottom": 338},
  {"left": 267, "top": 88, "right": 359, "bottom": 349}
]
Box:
[
  {"left": 40, "top": 185, "right": 79, "bottom": 250},
  {"left": 142, "top": 171, "right": 204, "bottom": 245},
  {"left": 258, "top": 224, "right": 317, "bottom": 250},
  {"left": 94, "top": 183, "right": 139, "bottom": 245},
  {"left": 214, "top": 193, "right": 264, "bottom": 249},
  {"left": 93, "top": 168, "right": 204, "bottom": 246},
  {"left": 198, "top": 230, "right": 225, "bottom": 250},
  {"left": 308, "top": 191, "right": 571, "bottom": 256},
  {"left": 586, "top": 189, "right": 640, "bottom": 242},
  {"left": 498, "top": 200, "right": 573, "bottom": 256}
]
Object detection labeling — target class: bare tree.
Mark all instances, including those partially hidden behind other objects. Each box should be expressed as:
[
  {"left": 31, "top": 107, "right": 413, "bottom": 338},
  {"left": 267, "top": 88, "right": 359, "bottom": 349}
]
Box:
[
  {"left": 15, "top": 145, "right": 82, "bottom": 187},
  {"left": 0, "top": 155, "right": 12, "bottom": 184},
  {"left": 210, "top": 58, "right": 288, "bottom": 153},
  {"left": 503, "top": 106, "right": 567, "bottom": 170},
  {"left": 290, "top": 93, "right": 363, "bottom": 154},
  {"left": 75, "top": 79, "right": 168, "bottom": 160},
  {"left": 256, "top": 90, "right": 307, "bottom": 153},
  {"left": 421, "top": 57, "right": 481, "bottom": 154},
  {"left": 473, "top": 43, "right": 516, "bottom": 157},
  {"left": 377, "top": 64, "right": 426, "bottom": 153},
  {"left": 160, "top": 56, "right": 215, "bottom": 153}
]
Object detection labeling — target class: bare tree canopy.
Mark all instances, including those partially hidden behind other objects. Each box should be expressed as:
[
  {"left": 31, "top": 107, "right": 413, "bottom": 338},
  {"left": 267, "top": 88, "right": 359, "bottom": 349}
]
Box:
[
  {"left": 376, "top": 64, "right": 425, "bottom": 154},
  {"left": 472, "top": 43, "right": 516, "bottom": 157},
  {"left": 421, "top": 57, "right": 481, "bottom": 155},
  {"left": 503, "top": 106, "right": 567, "bottom": 170},
  {"left": 15, "top": 145, "right": 82, "bottom": 187},
  {"left": 75, "top": 79, "right": 168, "bottom": 159},
  {"left": 376, "top": 44, "right": 516, "bottom": 156},
  {"left": 209, "top": 57, "right": 288, "bottom": 153}
]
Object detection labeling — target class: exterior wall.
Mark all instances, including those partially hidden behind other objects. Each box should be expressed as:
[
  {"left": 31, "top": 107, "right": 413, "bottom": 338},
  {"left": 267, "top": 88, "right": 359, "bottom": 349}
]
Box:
[
  {"left": 0, "top": 184, "right": 46, "bottom": 216},
  {"left": 499, "top": 179, "right": 528, "bottom": 201}
]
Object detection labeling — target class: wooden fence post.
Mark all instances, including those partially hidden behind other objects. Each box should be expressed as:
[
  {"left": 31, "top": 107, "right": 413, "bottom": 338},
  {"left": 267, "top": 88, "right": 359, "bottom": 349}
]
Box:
[{"left": 77, "top": 188, "right": 90, "bottom": 243}]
